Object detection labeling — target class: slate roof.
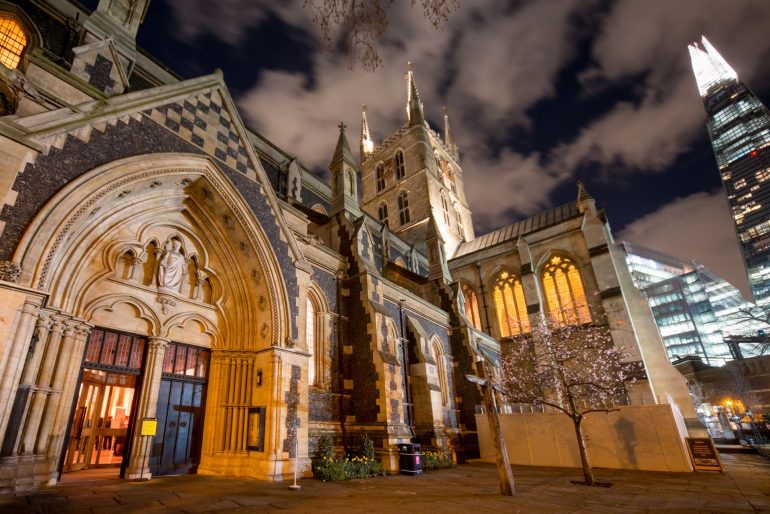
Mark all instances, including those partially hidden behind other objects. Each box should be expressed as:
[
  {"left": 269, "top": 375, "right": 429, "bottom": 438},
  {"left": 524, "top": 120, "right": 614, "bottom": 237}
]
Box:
[{"left": 451, "top": 202, "right": 581, "bottom": 259}]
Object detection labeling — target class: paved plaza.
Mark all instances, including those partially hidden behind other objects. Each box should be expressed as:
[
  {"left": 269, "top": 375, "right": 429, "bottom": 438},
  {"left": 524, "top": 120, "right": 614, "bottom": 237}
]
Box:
[{"left": 1, "top": 453, "right": 769, "bottom": 513}]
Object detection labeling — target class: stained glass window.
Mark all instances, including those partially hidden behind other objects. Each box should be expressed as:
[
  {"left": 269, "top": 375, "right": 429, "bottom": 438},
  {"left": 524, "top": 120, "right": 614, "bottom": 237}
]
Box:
[
  {"left": 461, "top": 282, "right": 482, "bottom": 330},
  {"left": 542, "top": 255, "right": 591, "bottom": 325},
  {"left": 0, "top": 17, "right": 26, "bottom": 70},
  {"left": 493, "top": 271, "right": 530, "bottom": 337}
]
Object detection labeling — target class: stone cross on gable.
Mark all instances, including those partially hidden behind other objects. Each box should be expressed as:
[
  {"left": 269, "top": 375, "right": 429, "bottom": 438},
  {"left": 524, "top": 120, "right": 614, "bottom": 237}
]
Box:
[
  {"left": 338, "top": 122, "right": 346, "bottom": 132},
  {"left": 85, "top": 54, "right": 116, "bottom": 93}
]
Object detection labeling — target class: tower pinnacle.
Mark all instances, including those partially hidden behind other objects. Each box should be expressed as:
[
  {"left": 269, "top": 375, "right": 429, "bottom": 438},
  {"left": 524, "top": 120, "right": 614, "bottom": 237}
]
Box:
[
  {"left": 406, "top": 62, "right": 424, "bottom": 126},
  {"left": 360, "top": 105, "right": 374, "bottom": 162},
  {"left": 443, "top": 106, "right": 459, "bottom": 159}
]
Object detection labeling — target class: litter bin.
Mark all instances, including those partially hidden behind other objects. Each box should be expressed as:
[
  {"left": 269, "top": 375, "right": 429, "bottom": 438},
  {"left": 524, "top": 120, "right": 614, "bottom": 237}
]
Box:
[{"left": 399, "top": 443, "right": 422, "bottom": 476}]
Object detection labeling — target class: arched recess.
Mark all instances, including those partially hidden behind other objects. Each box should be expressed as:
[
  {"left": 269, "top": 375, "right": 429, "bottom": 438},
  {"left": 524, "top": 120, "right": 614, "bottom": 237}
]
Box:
[
  {"left": 305, "top": 284, "right": 330, "bottom": 388},
  {"left": 10, "top": 153, "right": 298, "bottom": 479},
  {"left": 430, "top": 336, "right": 449, "bottom": 406}
]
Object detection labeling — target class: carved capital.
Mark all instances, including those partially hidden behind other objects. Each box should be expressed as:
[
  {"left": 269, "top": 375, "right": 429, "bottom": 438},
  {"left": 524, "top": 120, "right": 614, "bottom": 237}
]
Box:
[{"left": 148, "top": 337, "right": 169, "bottom": 351}]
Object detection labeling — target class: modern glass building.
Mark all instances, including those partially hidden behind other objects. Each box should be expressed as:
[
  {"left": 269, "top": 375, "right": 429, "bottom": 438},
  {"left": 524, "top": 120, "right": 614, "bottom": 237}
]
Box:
[
  {"left": 689, "top": 36, "right": 770, "bottom": 307},
  {"left": 622, "top": 242, "right": 766, "bottom": 366}
]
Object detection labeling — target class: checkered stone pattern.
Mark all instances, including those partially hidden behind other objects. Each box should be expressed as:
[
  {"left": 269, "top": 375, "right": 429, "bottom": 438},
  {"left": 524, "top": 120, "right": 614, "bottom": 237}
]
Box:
[{"left": 143, "top": 91, "right": 255, "bottom": 175}]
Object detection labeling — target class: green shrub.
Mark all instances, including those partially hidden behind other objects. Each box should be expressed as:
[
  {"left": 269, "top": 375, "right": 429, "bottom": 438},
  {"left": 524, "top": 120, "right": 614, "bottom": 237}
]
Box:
[
  {"left": 422, "top": 449, "right": 454, "bottom": 471},
  {"left": 312, "top": 433, "right": 386, "bottom": 481}
]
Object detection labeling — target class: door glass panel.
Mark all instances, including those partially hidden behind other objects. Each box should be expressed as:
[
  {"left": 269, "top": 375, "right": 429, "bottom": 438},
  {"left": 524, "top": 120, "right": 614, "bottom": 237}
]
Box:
[
  {"left": 163, "top": 345, "right": 176, "bottom": 374},
  {"left": 185, "top": 348, "right": 198, "bottom": 376},
  {"left": 100, "top": 332, "right": 118, "bottom": 366},
  {"left": 174, "top": 346, "right": 187, "bottom": 375},
  {"left": 129, "top": 338, "right": 145, "bottom": 369},
  {"left": 115, "top": 335, "right": 132, "bottom": 367}
]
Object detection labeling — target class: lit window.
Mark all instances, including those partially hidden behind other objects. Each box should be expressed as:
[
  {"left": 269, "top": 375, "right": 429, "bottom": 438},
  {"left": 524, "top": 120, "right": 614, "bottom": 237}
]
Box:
[
  {"left": 398, "top": 191, "right": 410, "bottom": 225},
  {"left": 461, "top": 282, "right": 482, "bottom": 330},
  {"left": 378, "top": 202, "right": 389, "bottom": 227},
  {"left": 306, "top": 297, "right": 317, "bottom": 385},
  {"left": 0, "top": 17, "right": 26, "bottom": 70},
  {"left": 493, "top": 271, "right": 530, "bottom": 336},
  {"left": 395, "top": 150, "right": 405, "bottom": 180},
  {"left": 542, "top": 255, "right": 591, "bottom": 325},
  {"left": 376, "top": 163, "right": 385, "bottom": 192}
]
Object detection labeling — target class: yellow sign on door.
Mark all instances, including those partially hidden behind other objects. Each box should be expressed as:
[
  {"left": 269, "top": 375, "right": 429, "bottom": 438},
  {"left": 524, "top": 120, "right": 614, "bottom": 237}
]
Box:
[{"left": 140, "top": 418, "right": 158, "bottom": 436}]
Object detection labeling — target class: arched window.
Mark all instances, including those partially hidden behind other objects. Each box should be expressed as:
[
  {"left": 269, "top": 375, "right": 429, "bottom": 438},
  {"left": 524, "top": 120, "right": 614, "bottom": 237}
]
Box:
[
  {"left": 0, "top": 17, "right": 27, "bottom": 70},
  {"left": 461, "top": 282, "right": 481, "bottom": 330},
  {"left": 376, "top": 163, "right": 385, "bottom": 192},
  {"left": 398, "top": 191, "right": 410, "bottom": 225},
  {"left": 441, "top": 193, "right": 450, "bottom": 225},
  {"left": 395, "top": 150, "right": 405, "bottom": 180},
  {"left": 431, "top": 339, "right": 449, "bottom": 406},
  {"left": 493, "top": 271, "right": 530, "bottom": 337},
  {"left": 378, "top": 202, "right": 389, "bottom": 227},
  {"left": 541, "top": 255, "right": 591, "bottom": 325},
  {"left": 306, "top": 296, "right": 317, "bottom": 385}
]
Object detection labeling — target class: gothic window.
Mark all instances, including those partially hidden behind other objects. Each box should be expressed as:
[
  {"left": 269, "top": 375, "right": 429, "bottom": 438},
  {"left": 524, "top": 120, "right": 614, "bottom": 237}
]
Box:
[
  {"left": 395, "top": 150, "right": 405, "bottom": 180},
  {"left": 431, "top": 338, "right": 449, "bottom": 406},
  {"left": 441, "top": 193, "right": 450, "bottom": 225},
  {"left": 306, "top": 296, "right": 317, "bottom": 386},
  {"left": 541, "top": 255, "right": 591, "bottom": 325},
  {"left": 0, "top": 17, "right": 26, "bottom": 70},
  {"left": 398, "top": 190, "right": 411, "bottom": 225},
  {"left": 378, "top": 202, "right": 389, "bottom": 227},
  {"left": 493, "top": 271, "right": 530, "bottom": 337},
  {"left": 461, "top": 282, "right": 482, "bottom": 330},
  {"left": 455, "top": 207, "right": 464, "bottom": 236}
]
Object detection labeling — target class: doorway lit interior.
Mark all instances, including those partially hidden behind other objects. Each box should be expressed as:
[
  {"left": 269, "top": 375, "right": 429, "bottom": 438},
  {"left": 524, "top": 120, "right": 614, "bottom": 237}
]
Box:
[{"left": 62, "top": 370, "right": 136, "bottom": 472}]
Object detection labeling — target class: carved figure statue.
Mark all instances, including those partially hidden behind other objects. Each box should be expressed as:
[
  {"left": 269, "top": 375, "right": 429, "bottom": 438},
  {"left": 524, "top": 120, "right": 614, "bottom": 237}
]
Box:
[{"left": 158, "top": 238, "right": 185, "bottom": 290}]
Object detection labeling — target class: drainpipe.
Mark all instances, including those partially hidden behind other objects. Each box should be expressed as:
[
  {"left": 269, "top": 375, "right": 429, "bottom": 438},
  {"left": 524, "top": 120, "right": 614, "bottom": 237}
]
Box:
[{"left": 335, "top": 271, "right": 349, "bottom": 454}]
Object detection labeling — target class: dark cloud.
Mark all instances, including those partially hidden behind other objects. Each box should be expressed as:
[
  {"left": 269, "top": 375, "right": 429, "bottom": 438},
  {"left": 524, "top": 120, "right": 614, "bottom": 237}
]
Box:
[
  {"left": 619, "top": 192, "right": 750, "bottom": 299},
  {"left": 163, "top": 0, "right": 770, "bottom": 288}
]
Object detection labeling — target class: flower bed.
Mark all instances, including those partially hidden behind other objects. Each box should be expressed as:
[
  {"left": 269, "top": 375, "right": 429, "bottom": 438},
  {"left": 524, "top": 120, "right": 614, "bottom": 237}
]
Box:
[
  {"left": 421, "top": 449, "right": 454, "bottom": 471},
  {"left": 313, "top": 433, "right": 386, "bottom": 481}
]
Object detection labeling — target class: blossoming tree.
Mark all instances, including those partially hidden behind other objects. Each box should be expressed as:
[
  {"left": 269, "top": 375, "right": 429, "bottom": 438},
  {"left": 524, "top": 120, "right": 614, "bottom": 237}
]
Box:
[{"left": 497, "top": 320, "right": 634, "bottom": 486}]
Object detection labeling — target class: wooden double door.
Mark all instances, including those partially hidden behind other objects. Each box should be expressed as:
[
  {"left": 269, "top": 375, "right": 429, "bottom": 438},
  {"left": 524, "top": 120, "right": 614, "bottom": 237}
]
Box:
[{"left": 150, "top": 342, "right": 209, "bottom": 476}]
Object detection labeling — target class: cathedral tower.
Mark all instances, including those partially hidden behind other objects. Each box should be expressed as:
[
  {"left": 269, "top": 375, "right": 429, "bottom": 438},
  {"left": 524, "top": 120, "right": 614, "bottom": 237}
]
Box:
[{"left": 359, "top": 64, "right": 473, "bottom": 258}]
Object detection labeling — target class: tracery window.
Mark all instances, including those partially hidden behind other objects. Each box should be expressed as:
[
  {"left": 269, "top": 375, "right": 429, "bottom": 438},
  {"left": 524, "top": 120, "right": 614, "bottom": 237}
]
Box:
[
  {"left": 461, "top": 282, "right": 482, "bottom": 330},
  {"left": 541, "top": 255, "right": 591, "bottom": 325},
  {"left": 395, "top": 150, "right": 405, "bottom": 180},
  {"left": 398, "top": 191, "right": 410, "bottom": 225},
  {"left": 0, "top": 17, "right": 26, "bottom": 70},
  {"left": 378, "top": 202, "right": 389, "bottom": 227},
  {"left": 493, "top": 271, "right": 530, "bottom": 337},
  {"left": 376, "top": 163, "right": 385, "bottom": 192}
]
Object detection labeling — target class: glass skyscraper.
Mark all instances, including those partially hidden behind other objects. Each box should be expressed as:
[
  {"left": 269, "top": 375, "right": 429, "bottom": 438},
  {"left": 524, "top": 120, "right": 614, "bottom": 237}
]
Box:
[
  {"left": 689, "top": 37, "right": 770, "bottom": 306},
  {"left": 622, "top": 242, "right": 765, "bottom": 366}
]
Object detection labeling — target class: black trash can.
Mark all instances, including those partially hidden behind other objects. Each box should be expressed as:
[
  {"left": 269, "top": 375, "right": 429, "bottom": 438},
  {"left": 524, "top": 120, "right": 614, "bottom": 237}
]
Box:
[{"left": 398, "top": 443, "right": 422, "bottom": 476}]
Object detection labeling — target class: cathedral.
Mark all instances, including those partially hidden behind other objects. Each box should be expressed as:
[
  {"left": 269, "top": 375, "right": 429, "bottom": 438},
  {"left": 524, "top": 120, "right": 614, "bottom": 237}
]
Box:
[{"left": 0, "top": 0, "right": 700, "bottom": 492}]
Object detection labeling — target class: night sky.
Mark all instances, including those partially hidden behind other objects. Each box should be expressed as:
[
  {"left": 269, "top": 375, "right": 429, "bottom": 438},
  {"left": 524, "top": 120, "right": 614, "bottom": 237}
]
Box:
[{"left": 94, "top": 0, "right": 770, "bottom": 297}]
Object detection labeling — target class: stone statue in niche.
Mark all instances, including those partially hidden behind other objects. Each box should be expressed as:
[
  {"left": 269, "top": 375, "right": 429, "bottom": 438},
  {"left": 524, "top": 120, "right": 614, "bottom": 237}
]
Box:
[{"left": 158, "top": 238, "right": 185, "bottom": 291}]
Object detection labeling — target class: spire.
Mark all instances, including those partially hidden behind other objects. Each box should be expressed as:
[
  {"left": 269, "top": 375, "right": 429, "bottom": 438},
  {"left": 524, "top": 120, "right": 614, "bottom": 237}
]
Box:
[
  {"left": 406, "top": 62, "right": 424, "bottom": 126},
  {"left": 443, "top": 106, "right": 458, "bottom": 159},
  {"left": 576, "top": 180, "right": 596, "bottom": 215},
  {"left": 360, "top": 105, "right": 374, "bottom": 162},
  {"left": 688, "top": 36, "right": 738, "bottom": 97},
  {"left": 330, "top": 122, "right": 356, "bottom": 169}
]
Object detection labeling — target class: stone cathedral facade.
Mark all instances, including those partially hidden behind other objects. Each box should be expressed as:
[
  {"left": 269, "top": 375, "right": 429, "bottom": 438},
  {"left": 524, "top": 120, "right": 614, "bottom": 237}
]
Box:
[{"left": 0, "top": 0, "right": 699, "bottom": 493}]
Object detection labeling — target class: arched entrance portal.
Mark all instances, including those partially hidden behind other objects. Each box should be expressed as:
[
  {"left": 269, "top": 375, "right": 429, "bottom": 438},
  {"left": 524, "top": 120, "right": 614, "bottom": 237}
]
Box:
[{"left": 9, "top": 155, "right": 298, "bottom": 485}]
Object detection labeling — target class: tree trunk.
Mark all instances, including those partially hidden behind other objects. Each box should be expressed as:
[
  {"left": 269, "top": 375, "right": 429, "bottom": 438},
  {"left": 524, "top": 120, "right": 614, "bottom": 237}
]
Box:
[{"left": 573, "top": 417, "right": 595, "bottom": 486}]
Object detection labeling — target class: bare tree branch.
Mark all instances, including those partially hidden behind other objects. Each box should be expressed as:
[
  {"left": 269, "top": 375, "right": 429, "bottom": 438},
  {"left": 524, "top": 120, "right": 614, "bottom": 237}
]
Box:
[{"left": 303, "top": 0, "right": 458, "bottom": 70}]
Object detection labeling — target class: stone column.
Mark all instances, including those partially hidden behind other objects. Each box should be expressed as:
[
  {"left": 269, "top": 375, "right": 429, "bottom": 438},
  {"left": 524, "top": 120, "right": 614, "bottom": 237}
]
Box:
[
  {"left": 0, "top": 299, "right": 42, "bottom": 441},
  {"left": 47, "top": 323, "right": 91, "bottom": 484},
  {"left": 34, "top": 320, "right": 79, "bottom": 455},
  {"left": 124, "top": 337, "right": 168, "bottom": 480},
  {"left": 19, "top": 316, "right": 67, "bottom": 455}
]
